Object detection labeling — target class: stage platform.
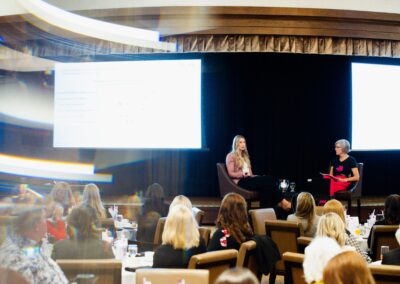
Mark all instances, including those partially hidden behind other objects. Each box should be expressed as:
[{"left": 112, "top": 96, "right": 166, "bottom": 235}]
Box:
[{"left": 104, "top": 195, "right": 387, "bottom": 225}]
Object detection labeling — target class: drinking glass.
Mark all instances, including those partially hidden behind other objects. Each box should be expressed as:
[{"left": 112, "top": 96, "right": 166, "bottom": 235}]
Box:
[
  {"left": 279, "top": 179, "right": 289, "bottom": 193},
  {"left": 380, "top": 245, "right": 390, "bottom": 260},
  {"left": 128, "top": 244, "right": 138, "bottom": 257},
  {"left": 289, "top": 182, "right": 296, "bottom": 192}
]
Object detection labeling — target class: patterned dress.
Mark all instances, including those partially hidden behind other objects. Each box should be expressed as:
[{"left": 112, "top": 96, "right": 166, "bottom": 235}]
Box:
[{"left": 0, "top": 234, "right": 68, "bottom": 284}]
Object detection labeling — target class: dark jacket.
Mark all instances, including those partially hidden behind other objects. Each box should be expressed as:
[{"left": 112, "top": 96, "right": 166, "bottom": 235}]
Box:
[{"left": 252, "top": 234, "right": 281, "bottom": 275}]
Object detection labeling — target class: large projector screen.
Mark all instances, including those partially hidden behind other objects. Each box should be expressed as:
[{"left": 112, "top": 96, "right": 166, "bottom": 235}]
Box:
[
  {"left": 352, "top": 62, "right": 400, "bottom": 150},
  {"left": 54, "top": 60, "right": 202, "bottom": 149}
]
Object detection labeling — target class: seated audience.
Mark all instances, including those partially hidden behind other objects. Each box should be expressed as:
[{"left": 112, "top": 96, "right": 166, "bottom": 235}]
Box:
[
  {"left": 287, "top": 192, "right": 320, "bottom": 237},
  {"left": 52, "top": 206, "right": 113, "bottom": 260},
  {"left": 323, "top": 199, "right": 371, "bottom": 262},
  {"left": 382, "top": 227, "right": 400, "bottom": 265},
  {"left": 323, "top": 251, "right": 375, "bottom": 284},
  {"left": 80, "top": 183, "right": 107, "bottom": 219},
  {"left": 152, "top": 204, "right": 206, "bottom": 268},
  {"left": 368, "top": 194, "right": 400, "bottom": 247},
  {"left": 303, "top": 236, "right": 342, "bottom": 284},
  {"left": 215, "top": 267, "right": 260, "bottom": 284},
  {"left": 208, "top": 192, "right": 253, "bottom": 251},
  {"left": 46, "top": 203, "right": 66, "bottom": 242},
  {"left": 0, "top": 202, "right": 68, "bottom": 284},
  {"left": 50, "top": 182, "right": 75, "bottom": 216},
  {"left": 169, "top": 195, "right": 192, "bottom": 212},
  {"left": 137, "top": 183, "right": 168, "bottom": 252}
]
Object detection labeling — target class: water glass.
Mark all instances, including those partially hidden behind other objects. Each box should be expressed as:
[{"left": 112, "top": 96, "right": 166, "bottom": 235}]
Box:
[
  {"left": 289, "top": 182, "right": 296, "bottom": 192},
  {"left": 380, "top": 245, "right": 390, "bottom": 260},
  {"left": 128, "top": 244, "right": 138, "bottom": 257}
]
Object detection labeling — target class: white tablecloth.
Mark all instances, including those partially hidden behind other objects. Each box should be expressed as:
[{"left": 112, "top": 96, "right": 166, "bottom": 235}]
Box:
[{"left": 122, "top": 252, "right": 154, "bottom": 284}]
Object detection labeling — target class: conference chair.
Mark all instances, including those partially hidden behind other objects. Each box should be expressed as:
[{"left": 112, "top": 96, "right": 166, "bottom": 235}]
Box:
[
  {"left": 188, "top": 249, "right": 238, "bottom": 284},
  {"left": 236, "top": 240, "right": 262, "bottom": 281},
  {"left": 265, "top": 220, "right": 304, "bottom": 284},
  {"left": 136, "top": 268, "right": 209, "bottom": 284},
  {"left": 369, "top": 264, "right": 400, "bottom": 284},
  {"left": 334, "top": 163, "right": 364, "bottom": 218},
  {"left": 153, "top": 217, "right": 166, "bottom": 248},
  {"left": 216, "top": 163, "right": 259, "bottom": 208},
  {"left": 193, "top": 207, "right": 205, "bottom": 226},
  {"left": 296, "top": 236, "right": 313, "bottom": 254},
  {"left": 56, "top": 259, "right": 122, "bottom": 284},
  {"left": 282, "top": 252, "right": 306, "bottom": 284},
  {"left": 370, "top": 225, "right": 400, "bottom": 261},
  {"left": 199, "top": 227, "right": 212, "bottom": 247},
  {"left": 249, "top": 208, "right": 277, "bottom": 235}
]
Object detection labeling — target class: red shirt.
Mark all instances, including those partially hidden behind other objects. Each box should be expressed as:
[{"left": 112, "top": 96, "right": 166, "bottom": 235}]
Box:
[{"left": 46, "top": 219, "right": 67, "bottom": 241}]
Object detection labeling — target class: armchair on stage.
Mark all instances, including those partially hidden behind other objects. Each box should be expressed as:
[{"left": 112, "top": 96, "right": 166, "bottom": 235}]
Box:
[
  {"left": 334, "top": 163, "right": 364, "bottom": 217},
  {"left": 216, "top": 163, "right": 259, "bottom": 208}
]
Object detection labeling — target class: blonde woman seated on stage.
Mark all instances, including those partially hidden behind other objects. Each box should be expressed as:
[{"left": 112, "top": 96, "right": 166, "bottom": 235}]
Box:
[
  {"left": 287, "top": 192, "right": 320, "bottom": 237},
  {"left": 323, "top": 251, "right": 375, "bottom": 284},
  {"left": 152, "top": 204, "right": 206, "bottom": 268},
  {"left": 323, "top": 199, "right": 371, "bottom": 263}
]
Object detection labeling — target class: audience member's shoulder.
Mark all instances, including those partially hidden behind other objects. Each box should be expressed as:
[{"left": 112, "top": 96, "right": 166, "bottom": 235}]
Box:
[{"left": 287, "top": 214, "right": 298, "bottom": 221}]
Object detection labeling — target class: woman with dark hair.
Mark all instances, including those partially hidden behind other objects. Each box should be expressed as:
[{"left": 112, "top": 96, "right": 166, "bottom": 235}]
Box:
[
  {"left": 368, "top": 194, "right": 400, "bottom": 247},
  {"left": 52, "top": 206, "right": 113, "bottom": 260},
  {"left": 226, "top": 135, "right": 291, "bottom": 210},
  {"left": 136, "top": 183, "right": 168, "bottom": 252},
  {"left": 208, "top": 193, "right": 254, "bottom": 251}
]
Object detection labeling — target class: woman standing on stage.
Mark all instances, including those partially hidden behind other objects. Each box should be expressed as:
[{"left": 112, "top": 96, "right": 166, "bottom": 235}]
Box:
[{"left": 226, "top": 135, "right": 291, "bottom": 210}]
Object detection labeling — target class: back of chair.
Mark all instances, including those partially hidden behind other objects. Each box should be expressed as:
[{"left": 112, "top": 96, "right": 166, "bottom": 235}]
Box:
[
  {"left": 193, "top": 207, "right": 205, "bottom": 226},
  {"left": 351, "top": 163, "right": 364, "bottom": 197},
  {"left": 188, "top": 249, "right": 238, "bottom": 284},
  {"left": 296, "top": 236, "right": 313, "bottom": 254},
  {"left": 369, "top": 264, "right": 400, "bottom": 284},
  {"left": 199, "top": 227, "right": 212, "bottom": 247},
  {"left": 236, "top": 240, "right": 261, "bottom": 280},
  {"left": 56, "top": 259, "right": 122, "bottom": 284},
  {"left": 371, "top": 225, "right": 400, "bottom": 261},
  {"left": 249, "top": 208, "right": 276, "bottom": 235},
  {"left": 265, "top": 220, "right": 304, "bottom": 273},
  {"left": 136, "top": 268, "right": 209, "bottom": 284},
  {"left": 216, "top": 163, "right": 259, "bottom": 201},
  {"left": 153, "top": 217, "right": 166, "bottom": 247},
  {"left": 314, "top": 206, "right": 324, "bottom": 216},
  {"left": 283, "top": 252, "right": 306, "bottom": 284}
]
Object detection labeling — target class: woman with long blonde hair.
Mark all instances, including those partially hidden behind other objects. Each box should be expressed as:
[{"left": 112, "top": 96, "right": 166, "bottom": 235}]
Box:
[
  {"left": 323, "top": 199, "right": 371, "bottom": 262},
  {"left": 287, "top": 192, "right": 319, "bottom": 237},
  {"left": 226, "top": 135, "right": 291, "bottom": 210},
  {"left": 81, "top": 183, "right": 106, "bottom": 219},
  {"left": 316, "top": 212, "right": 347, "bottom": 246},
  {"left": 152, "top": 204, "right": 206, "bottom": 268},
  {"left": 208, "top": 192, "right": 253, "bottom": 251}
]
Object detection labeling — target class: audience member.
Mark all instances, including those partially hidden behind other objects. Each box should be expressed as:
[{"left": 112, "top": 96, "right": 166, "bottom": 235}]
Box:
[
  {"left": 0, "top": 202, "right": 68, "bottom": 284},
  {"left": 50, "top": 182, "right": 74, "bottom": 216},
  {"left": 52, "top": 206, "right": 113, "bottom": 260},
  {"left": 323, "top": 251, "right": 375, "bottom": 284},
  {"left": 152, "top": 204, "right": 206, "bottom": 268},
  {"left": 287, "top": 192, "right": 320, "bottom": 237},
  {"left": 208, "top": 192, "right": 253, "bottom": 251},
  {"left": 323, "top": 199, "right": 371, "bottom": 262},
  {"left": 46, "top": 203, "right": 66, "bottom": 242},
  {"left": 169, "top": 195, "right": 192, "bottom": 211},
  {"left": 303, "top": 236, "right": 342, "bottom": 284},
  {"left": 316, "top": 212, "right": 347, "bottom": 246},
  {"left": 136, "top": 183, "right": 168, "bottom": 252},
  {"left": 81, "top": 183, "right": 107, "bottom": 219},
  {"left": 368, "top": 194, "right": 400, "bottom": 247},
  {"left": 382, "top": 227, "right": 400, "bottom": 265},
  {"left": 215, "top": 267, "right": 260, "bottom": 284}
]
